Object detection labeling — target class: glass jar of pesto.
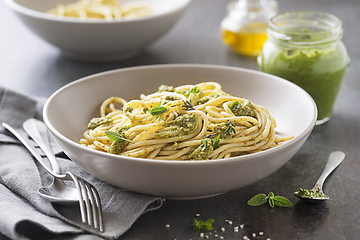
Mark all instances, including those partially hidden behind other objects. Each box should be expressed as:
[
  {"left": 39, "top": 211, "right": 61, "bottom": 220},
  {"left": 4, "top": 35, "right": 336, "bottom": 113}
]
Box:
[{"left": 258, "top": 11, "right": 349, "bottom": 125}]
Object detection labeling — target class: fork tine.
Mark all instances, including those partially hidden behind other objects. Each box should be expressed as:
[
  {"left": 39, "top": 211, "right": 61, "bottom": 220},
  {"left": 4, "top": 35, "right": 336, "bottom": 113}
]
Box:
[
  {"left": 67, "top": 172, "right": 88, "bottom": 224},
  {"left": 68, "top": 173, "right": 104, "bottom": 232},
  {"left": 78, "top": 178, "right": 93, "bottom": 225},
  {"left": 85, "top": 184, "right": 99, "bottom": 229},
  {"left": 90, "top": 185, "right": 104, "bottom": 232},
  {"left": 66, "top": 172, "right": 104, "bottom": 232}
]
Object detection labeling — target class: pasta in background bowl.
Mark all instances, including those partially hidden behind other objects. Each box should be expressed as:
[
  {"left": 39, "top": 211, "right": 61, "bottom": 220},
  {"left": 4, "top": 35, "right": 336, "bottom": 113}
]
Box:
[
  {"left": 4, "top": 0, "right": 191, "bottom": 61},
  {"left": 43, "top": 64, "right": 317, "bottom": 199}
]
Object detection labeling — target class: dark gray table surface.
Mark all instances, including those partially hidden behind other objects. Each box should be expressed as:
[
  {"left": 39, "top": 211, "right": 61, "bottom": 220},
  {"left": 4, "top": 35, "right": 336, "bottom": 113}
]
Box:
[{"left": 1, "top": 0, "right": 359, "bottom": 239}]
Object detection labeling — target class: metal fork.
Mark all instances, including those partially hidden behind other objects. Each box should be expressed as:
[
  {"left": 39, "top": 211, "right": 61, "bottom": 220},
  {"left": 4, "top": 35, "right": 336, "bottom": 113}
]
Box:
[{"left": 2, "top": 122, "right": 104, "bottom": 232}]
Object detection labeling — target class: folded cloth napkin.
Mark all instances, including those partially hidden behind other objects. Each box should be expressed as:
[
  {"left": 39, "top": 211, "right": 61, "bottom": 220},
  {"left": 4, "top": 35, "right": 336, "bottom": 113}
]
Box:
[{"left": 0, "top": 86, "right": 163, "bottom": 240}]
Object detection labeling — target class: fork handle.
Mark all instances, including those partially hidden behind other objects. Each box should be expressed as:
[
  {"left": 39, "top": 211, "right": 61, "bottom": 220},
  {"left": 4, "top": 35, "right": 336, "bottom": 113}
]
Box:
[
  {"left": 23, "top": 119, "right": 61, "bottom": 174},
  {"left": 2, "top": 122, "right": 65, "bottom": 179},
  {"left": 314, "top": 151, "right": 345, "bottom": 189}
]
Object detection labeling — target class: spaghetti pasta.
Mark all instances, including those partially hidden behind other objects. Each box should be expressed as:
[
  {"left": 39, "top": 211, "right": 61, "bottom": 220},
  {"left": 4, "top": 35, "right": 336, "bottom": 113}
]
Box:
[
  {"left": 80, "top": 82, "right": 294, "bottom": 160},
  {"left": 47, "top": 0, "right": 152, "bottom": 20}
]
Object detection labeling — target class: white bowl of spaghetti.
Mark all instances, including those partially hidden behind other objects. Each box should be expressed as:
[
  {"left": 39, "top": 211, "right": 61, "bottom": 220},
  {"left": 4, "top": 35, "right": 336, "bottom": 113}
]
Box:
[
  {"left": 5, "top": 0, "right": 191, "bottom": 62},
  {"left": 43, "top": 64, "right": 317, "bottom": 199}
]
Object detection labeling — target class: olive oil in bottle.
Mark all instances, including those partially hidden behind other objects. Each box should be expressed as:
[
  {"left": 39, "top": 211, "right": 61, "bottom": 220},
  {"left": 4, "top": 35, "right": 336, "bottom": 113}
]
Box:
[{"left": 221, "top": 0, "right": 278, "bottom": 56}]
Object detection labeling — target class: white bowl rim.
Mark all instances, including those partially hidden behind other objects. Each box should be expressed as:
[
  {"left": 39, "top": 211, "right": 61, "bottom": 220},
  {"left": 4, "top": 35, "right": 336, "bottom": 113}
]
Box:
[
  {"left": 43, "top": 63, "right": 317, "bottom": 166},
  {"left": 4, "top": 0, "right": 192, "bottom": 24}
]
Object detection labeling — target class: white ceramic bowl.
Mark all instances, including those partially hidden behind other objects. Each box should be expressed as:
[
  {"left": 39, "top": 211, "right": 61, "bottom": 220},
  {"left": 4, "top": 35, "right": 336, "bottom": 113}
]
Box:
[
  {"left": 5, "top": 0, "right": 191, "bottom": 62},
  {"left": 43, "top": 64, "right": 317, "bottom": 199}
]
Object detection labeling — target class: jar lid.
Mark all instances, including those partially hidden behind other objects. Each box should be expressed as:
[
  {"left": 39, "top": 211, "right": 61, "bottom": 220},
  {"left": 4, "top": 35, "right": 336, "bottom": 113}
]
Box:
[
  {"left": 267, "top": 11, "right": 343, "bottom": 46},
  {"left": 228, "top": 0, "right": 278, "bottom": 23}
]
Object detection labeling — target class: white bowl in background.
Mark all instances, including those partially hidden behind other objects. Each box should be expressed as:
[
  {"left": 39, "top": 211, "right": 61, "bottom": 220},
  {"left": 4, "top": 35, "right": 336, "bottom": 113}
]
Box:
[
  {"left": 43, "top": 64, "right": 317, "bottom": 199},
  {"left": 5, "top": 0, "right": 191, "bottom": 62}
]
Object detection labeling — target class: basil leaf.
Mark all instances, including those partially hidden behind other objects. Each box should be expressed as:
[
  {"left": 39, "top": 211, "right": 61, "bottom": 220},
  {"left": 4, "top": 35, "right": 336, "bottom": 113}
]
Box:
[
  {"left": 269, "top": 197, "right": 275, "bottom": 208},
  {"left": 228, "top": 101, "right": 240, "bottom": 111},
  {"left": 105, "top": 131, "right": 133, "bottom": 143},
  {"left": 268, "top": 192, "right": 274, "bottom": 199},
  {"left": 248, "top": 192, "right": 293, "bottom": 208},
  {"left": 247, "top": 194, "right": 267, "bottom": 206},
  {"left": 193, "top": 218, "right": 214, "bottom": 232},
  {"left": 213, "top": 135, "right": 221, "bottom": 149},
  {"left": 268, "top": 192, "right": 275, "bottom": 208},
  {"left": 201, "top": 139, "right": 207, "bottom": 151},
  {"left": 274, "top": 196, "right": 293, "bottom": 207},
  {"left": 150, "top": 106, "right": 167, "bottom": 116}
]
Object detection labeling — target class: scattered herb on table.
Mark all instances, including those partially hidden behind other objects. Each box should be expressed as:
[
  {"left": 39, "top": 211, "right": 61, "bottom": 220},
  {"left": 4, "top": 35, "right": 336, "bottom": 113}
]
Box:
[
  {"left": 193, "top": 218, "right": 214, "bottom": 232},
  {"left": 247, "top": 192, "right": 293, "bottom": 208}
]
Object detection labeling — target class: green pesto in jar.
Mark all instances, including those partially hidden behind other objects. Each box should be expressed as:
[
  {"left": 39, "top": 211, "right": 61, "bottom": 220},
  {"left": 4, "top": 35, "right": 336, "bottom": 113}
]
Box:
[
  {"left": 259, "top": 43, "right": 348, "bottom": 121},
  {"left": 258, "top": 11, "right": 349, "bottom": 124}
]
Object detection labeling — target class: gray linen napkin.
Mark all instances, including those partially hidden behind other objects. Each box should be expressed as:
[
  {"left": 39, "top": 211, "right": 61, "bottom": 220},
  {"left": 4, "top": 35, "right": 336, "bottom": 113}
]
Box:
[{"left": 0, "top": 86, "right": 163, "bottom": 240}]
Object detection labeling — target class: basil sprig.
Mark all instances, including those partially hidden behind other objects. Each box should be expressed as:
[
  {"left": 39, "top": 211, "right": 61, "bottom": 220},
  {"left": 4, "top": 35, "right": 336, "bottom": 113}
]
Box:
[
  {"left": 182, "top": 100, "right": 195, "bottom": 110},
  {"left": 247, "top": 192, "right": 292, "bottom": 208},
  {"left": 193, "top": 218, "right": 214, "bottom": 232}
]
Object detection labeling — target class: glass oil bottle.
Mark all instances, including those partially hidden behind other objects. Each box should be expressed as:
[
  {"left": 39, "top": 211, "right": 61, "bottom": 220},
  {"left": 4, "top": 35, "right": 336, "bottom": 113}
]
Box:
[{"left": 221, "top": 0, "right": 278, "bottom": 56}]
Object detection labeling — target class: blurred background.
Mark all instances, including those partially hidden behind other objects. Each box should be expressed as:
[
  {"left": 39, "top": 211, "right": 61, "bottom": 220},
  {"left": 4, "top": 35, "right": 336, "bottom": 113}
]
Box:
[{"left": 1, "top": 0, "right": 358, "bottom": 100}]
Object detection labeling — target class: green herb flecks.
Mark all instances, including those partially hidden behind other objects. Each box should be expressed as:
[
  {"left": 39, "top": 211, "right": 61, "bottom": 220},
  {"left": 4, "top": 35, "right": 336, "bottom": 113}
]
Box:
[
  {"left": 182, "top": 100, "right": 195, "bottom": 111},
  {"left": 247, "top": 192, "right": 293, "bottom": 208},
  {"left": 193, "top": 218, "right": 214, "bottom": 232},
  {"left": 177, "top": 87, "right": 201, "bottom": 97},
  {"left": 143, "top": 108, "right": 148, "bottom": 113},
  {"left": 203, "top": 133, "right": 221, "bottom": 149},
  {"left": 225, "top": 120, "right": 237, "bottom": 136}
]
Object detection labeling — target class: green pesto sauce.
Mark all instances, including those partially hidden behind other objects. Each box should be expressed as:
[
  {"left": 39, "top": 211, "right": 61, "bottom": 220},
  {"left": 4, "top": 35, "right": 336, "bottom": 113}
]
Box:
[
  {"left": 161, "top": 113, "right": 198, "bottom": 138},
  {"left": 197, "top": 93, "right": 229, "bottom": 105},
  {"left": 259, "top": 42, "right": 348, "bottom": 121},
  {"left": 87, "top": 116, "right": 112, "bottom": 130},
  {"left": 123, "top": 105, "right": 133, "bottom": 113},
  {"left": 297, "top": 188, "right": 328, "bottom": 198},
  {"left": 229, "top": 100, "right": 255, "bottom": 118},
  {"left": 109, "top": 126, "right": 129, "bottom": 154},
  {"left": 214, "top": 124, "right": 231, "bottom": 139},
  {"left": 189, "top": 138, "right": 214, "bottom": 160}
]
